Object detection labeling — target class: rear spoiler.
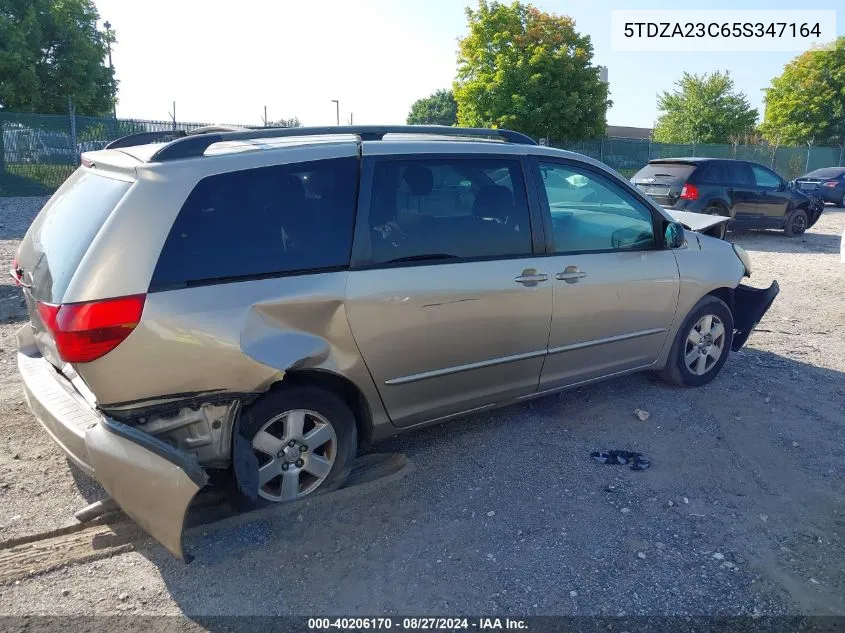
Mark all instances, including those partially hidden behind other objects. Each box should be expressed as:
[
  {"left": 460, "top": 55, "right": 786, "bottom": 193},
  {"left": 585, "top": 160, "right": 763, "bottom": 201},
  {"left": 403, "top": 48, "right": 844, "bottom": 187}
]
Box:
[{"left": 104, "top": 126, "right": 250, "bottom": 151}]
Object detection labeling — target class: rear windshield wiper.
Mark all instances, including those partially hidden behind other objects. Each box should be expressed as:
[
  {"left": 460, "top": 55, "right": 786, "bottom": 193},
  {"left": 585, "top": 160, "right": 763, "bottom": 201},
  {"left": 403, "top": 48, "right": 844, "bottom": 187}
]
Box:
[{"left": 384, "top": 254, "right": 460, "bottom": 264}]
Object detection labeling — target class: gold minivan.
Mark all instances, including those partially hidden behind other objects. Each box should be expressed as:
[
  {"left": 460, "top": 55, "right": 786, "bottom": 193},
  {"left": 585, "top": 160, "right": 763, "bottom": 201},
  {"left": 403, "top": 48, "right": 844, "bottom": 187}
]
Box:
[{"left": 13, "top": 126, "right": 779, "bottom": 558}]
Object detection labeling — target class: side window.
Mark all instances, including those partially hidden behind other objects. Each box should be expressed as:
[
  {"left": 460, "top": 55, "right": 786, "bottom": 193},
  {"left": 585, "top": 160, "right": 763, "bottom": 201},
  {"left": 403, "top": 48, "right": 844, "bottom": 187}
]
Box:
[
  {"left": 702, "top": 162, "right": 728, "bottom": 183},
  {"left": 367, "top": 158, "right": 532, "bottom": 265},
  {"left": 151, "top": 157, "right": 358, "bottom": 289},
  {"left": 728, "top": 162, "right": 755, "bottom": 186},
  {"left": 538, "top": 162, "right": 655, "bottom": 253},
  {"left": 750, "top": 164, "right": 781, "bottom": 189}
]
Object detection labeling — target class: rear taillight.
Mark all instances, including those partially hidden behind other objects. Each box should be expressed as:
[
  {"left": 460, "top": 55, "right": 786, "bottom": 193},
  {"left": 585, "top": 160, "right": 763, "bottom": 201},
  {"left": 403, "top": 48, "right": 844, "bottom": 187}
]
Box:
[
  {"left": 823, "top": 180, "right": 838, "bottom": 188},
  {"left": 36, "top": 294, "right": 145, "bottom": 363},
  {"left": 679, "top": 183, "right": 699, "bottom": 201}
]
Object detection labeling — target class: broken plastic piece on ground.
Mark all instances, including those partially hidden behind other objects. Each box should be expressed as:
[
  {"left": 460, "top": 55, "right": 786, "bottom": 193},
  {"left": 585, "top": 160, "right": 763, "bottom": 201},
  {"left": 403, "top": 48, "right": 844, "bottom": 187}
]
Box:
[
  {"left": 634, "top": 408, "right": 650, "bottom": 421},
  {"left": 591, "top": 449, "right": 650, "bottom": 471}
]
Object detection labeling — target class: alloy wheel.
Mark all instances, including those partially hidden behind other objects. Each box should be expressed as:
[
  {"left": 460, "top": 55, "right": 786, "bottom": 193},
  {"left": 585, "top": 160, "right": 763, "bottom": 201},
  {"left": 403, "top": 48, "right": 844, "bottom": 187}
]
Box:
[
  {"left": 684, "top": 314, "right": 726, "bottom": 376},
  {"left": 251, "top": 409, "right": 337, "bottom": 502}
]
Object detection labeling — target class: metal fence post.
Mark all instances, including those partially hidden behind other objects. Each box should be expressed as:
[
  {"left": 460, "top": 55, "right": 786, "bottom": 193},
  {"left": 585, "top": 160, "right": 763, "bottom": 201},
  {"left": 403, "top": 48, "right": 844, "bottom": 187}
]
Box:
[
  {"left": 805, "top": 139, "right": 812, "bottom": 173},
  {"left": 0, "top": 117, "right": 5, "bottom": 175},
  {"left": 68, "top": 98, "right": 78, "bottom": 166},
  {"left": 839, "top": 143, "right": 844, "bottom": 168}
]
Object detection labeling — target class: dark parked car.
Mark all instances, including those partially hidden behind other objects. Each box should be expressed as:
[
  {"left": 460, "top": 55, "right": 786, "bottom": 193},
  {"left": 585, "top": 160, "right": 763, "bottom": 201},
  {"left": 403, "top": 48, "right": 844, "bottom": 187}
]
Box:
[
  {"left": 794, "top": 167, "right": 845, "bottom": 207},
  {"left": 631, "top": 158, "right": 821, "bottom": 237}
]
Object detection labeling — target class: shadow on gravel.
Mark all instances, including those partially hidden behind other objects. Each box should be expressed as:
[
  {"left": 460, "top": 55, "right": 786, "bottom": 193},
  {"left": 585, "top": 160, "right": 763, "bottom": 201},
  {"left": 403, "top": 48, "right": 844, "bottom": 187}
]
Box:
[
  {"left": 729, "top": 228, "right": 842, "bottom": 254},
  {"left": 123, "top": 346, "right": 845, "bottom": 618},
  {"left": 0, "top": 283, "right": 28, "bottom": 324}
]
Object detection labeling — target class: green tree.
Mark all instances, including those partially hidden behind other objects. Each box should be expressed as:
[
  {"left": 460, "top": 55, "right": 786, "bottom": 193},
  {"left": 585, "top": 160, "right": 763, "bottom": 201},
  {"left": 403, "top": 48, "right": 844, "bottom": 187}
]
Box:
[
  {"left": 0, "top": 0, "right": 116, "bottom": 115},
  {"left": 652, "top": 71, "right": 758, "bottom": 144},
  {"left": 454, "top": 1, "right": 609, "bottom": 141},
  {"left": 407, "top": 89, "right": 458, "bottom": 126},
  {"left": 266, "top": 117, "right": 302, "bottom": 128},
  {"left": 760, "top": 37, "right": 845, "bottom": 146}
]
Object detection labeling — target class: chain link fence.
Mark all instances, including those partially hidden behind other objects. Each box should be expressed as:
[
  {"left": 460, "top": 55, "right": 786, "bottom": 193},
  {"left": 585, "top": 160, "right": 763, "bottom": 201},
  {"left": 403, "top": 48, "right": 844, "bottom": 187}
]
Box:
[
  {"left": 553, "top": 137, "right": 845, "bottom": 180},
  {"left": 2, "top": 111, "right": 844, "bottom": 196},
  {"left": 0, "top": 112, "right": 252, "bottom": 196}
]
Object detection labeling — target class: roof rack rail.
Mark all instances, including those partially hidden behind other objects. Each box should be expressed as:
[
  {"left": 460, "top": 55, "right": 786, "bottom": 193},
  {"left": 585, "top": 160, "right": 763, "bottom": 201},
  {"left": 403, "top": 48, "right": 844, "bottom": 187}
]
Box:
[{"left": 149, "top": 125, "right": 537, "bottom": 162}]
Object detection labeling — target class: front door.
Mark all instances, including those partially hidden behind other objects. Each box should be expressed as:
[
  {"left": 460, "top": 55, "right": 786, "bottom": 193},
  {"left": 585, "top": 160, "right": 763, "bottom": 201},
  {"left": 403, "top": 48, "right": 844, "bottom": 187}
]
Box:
[
  {"left": 345, "top": 153, "right": 552, "bottom": 427},
  {"left": 531, "top": 159, "right": 680, "bottom": 389}
]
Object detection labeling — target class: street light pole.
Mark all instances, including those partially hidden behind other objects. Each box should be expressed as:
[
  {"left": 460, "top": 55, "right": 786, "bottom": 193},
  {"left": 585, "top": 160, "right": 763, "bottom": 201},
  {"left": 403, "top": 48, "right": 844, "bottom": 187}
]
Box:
[
  {"left": 103, "top": 20, "right": 116, "bottom": 119},
  {"left": 331, "top": 99, "right": 340, "bottom": 126}
]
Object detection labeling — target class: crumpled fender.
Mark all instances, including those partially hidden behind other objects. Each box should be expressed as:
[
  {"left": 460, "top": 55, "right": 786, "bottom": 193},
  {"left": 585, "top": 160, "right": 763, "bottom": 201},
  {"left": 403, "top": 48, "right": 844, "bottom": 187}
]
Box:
[{"left": 85, "top": 418, "right": 208, "bottom": 560}]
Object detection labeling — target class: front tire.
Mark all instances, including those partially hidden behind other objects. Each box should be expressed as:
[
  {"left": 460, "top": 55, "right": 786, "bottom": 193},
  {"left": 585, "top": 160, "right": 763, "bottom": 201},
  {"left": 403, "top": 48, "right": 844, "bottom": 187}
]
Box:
[
  {"left": 784, "top": 208, "right": 807, "bottom": 237},
  {"left": 658, "top": 296, "right": 734, "bottom": 387},
  {"left": 235, "top": 385, "right": 357, "bottom": 507}
]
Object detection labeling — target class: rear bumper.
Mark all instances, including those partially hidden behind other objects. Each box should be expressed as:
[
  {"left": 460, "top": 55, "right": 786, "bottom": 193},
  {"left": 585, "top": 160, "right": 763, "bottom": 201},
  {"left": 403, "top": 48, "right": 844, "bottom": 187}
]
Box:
[
  {"left": 18, "top": 348, "right": 98, "bottom": 478},
  {"left": 731, "top": 281, "right": 780, "bottom": 351},
  {"left": 17, "top": 327, "right": 206, "bottom": 559}
]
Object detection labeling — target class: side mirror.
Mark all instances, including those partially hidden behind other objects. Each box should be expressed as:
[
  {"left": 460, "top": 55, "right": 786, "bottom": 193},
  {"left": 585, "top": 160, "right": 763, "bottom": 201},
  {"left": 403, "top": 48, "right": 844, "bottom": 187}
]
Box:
[{"left": 664, "top": 222, "right": 685, "bottom": 249}]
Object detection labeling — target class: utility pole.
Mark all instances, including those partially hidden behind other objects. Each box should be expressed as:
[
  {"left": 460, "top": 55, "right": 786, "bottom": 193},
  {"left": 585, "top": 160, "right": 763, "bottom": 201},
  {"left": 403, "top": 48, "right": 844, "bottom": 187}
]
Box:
[
  {"left": 103, "top": 20, "right": 117, "bottom": 118},
  {"left": 168, "top": 101, "right": 176, "bottom": 133},
  {"left": 331, "top": 99, "right": 340, "bottom": 126},
  {"left": 263, "top": 105, "right": 268, "bottom": 127},
  {"left": 347, "top": 112, "right": 354, "bottom": 125}
]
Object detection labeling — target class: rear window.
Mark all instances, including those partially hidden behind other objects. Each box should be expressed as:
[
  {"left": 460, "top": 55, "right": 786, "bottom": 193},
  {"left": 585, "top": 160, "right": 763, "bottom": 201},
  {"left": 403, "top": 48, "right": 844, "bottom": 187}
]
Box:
[
  {"left": 632, "top": 163, "right": 696, "bottom": 182},
  {"left": 805, "top": 167, "right": 845, "bottom": 179},
  {"left": 18, "top": 169, "right": 131, "bottom": 303},
  {"left": 150, "top": 157, "right": 358, "bottom": 290}
]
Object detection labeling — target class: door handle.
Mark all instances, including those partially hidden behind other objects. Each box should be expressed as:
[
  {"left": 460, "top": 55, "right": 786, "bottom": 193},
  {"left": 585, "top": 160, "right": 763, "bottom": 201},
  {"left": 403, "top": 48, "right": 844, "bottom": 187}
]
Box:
[
  {"left": 514, "top": 270, "right": 549, "bottom": 286},
  {"left": 555, "top": 266, "right": 587, "bottom": 284}
]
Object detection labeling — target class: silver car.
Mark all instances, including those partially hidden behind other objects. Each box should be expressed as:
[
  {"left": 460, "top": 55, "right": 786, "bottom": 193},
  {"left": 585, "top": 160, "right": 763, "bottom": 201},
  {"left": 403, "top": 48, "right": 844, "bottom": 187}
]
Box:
[{"left": 12, "top": 126, "right": 779, "bottom": 558}]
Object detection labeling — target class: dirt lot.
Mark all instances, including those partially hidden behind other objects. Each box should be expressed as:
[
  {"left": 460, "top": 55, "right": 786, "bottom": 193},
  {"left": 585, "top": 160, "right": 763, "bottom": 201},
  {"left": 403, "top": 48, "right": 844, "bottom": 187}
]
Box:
[{"left": 0, "top": 196, "right": 843, "bottom": 620}]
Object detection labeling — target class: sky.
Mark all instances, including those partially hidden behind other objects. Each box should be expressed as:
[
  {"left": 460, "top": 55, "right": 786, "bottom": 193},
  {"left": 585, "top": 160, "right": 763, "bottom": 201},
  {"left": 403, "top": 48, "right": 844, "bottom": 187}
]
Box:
[{"left": 92, "top": 0, "right": 843, "bottom": 129}]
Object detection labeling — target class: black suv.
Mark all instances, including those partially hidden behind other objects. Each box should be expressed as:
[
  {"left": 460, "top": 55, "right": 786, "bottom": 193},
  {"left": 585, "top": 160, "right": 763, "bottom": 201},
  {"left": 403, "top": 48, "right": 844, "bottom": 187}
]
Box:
[{"left": 631, "top": 158, "right": 821, "bottom": 237}]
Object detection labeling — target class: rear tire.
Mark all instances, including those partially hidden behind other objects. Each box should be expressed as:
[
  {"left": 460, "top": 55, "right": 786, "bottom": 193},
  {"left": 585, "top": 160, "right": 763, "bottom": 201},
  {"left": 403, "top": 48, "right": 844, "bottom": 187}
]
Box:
[
  {"left": 783, "top": 208, "right": 807, "bottom": 237},
  {"left": 838, "top": 193, "right": 845, "bottom": 208},
  {"left": 658, "top": 296, "right": 734, "bottom": 388},
  {"left": 705, "top": 204, "right": 728, "bottom": 217},
  {"left": 233, "top": 385, "right": 357, "bottom": 509}
]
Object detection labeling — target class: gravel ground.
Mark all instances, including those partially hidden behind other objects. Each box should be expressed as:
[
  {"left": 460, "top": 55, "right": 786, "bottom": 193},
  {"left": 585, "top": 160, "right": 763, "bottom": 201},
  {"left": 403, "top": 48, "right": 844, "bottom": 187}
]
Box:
[{"left": 0, "top": 196, "right": 843, "bottom": 620}]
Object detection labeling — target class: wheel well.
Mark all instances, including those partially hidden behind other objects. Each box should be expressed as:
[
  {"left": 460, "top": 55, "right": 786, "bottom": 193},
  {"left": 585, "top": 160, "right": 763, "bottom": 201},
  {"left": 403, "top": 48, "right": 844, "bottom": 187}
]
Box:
[
  {"left": 707, "top": 287, "right": 735, "bottom": 314},
  {"left": 706, "top": 200, "right": 729, "bottom": 215},
  {"left": 277, "top": 369, "right": 373, "bottom": 444}
]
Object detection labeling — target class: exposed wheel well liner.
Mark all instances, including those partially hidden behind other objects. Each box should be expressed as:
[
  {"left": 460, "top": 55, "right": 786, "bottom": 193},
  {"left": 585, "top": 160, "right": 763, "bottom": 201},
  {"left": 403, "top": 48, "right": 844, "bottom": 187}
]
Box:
[
  {"left": 276, "top": 369, "right": 373, "bottom": 444},
  {"left": 707, "top": 287, "right": 735, "bottom": 314}
]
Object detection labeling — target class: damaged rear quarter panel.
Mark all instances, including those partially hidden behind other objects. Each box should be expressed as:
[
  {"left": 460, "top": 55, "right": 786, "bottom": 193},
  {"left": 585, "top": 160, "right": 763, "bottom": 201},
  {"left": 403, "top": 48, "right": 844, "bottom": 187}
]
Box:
[{"left": 73, "top": 271, "right": 388, "bottom": 433}]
